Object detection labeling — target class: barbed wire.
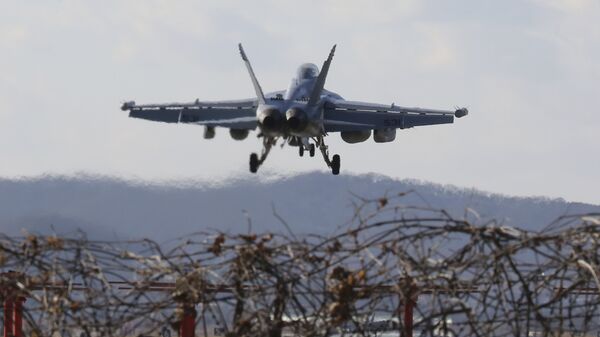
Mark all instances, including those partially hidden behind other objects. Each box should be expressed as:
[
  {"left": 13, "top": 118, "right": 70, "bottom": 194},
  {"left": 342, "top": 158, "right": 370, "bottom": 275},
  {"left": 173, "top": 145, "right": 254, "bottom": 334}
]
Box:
[{"left": 1, "top": 193, "right": 600, "bottom": 337}]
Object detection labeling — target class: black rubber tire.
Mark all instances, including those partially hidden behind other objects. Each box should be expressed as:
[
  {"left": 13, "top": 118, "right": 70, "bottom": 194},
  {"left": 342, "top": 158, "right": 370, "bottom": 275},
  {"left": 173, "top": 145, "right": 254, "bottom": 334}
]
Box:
[
  {"left": 299, "top": 145, "right": 304, "bottom": 157},
  {"left": 249, "top": 153, "right": 259, "bottom": 173},
  {"left": 309, "top": 144, "right": 315, "bottom": 157},
  {"left": 331, "top": 154, "right": 340, "bottom": 175}
]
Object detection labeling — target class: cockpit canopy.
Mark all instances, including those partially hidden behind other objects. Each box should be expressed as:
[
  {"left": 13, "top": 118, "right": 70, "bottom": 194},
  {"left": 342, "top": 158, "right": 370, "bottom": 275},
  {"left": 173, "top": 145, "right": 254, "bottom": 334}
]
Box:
[{"left": 296, "top": 63, "right": 319, "bottom": 80}]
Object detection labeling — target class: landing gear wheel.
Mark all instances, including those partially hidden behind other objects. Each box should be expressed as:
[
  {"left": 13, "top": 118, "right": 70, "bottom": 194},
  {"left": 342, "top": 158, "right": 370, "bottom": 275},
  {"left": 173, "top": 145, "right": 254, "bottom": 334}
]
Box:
[
  {"left": 299, "top": 145, "right": 304, "bottom": 157},
  {"left": 331, "top": 154, "right": 340, "bottom": 175},
  {"left": 249, "top": 153, "right": 259, "bottom": 173},
  {"left": 309, "top": 144, "right": 315, "bottom": 157}
]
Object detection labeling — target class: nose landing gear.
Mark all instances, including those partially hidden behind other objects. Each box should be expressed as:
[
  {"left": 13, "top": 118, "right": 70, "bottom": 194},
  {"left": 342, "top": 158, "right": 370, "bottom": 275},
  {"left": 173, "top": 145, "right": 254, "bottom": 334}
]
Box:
[{"left": 299, "top": 143, "right": 316, "bottom": 157}]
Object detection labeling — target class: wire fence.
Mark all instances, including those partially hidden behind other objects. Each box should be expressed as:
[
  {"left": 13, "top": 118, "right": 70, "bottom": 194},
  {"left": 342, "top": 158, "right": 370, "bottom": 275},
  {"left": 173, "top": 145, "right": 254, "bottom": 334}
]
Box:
[{"left": 1, "top": 193, "right": 600, "bottom": 337}]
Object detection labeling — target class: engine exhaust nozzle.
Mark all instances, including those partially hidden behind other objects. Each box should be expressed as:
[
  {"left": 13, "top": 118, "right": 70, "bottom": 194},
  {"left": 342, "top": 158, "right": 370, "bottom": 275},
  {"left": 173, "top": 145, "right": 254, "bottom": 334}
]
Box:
[
  {"left": 286, "top": 107, "right": 308, "bottom": 132},
  {"left": 259, "top": 108, "right": 284, "bottom": 131}
]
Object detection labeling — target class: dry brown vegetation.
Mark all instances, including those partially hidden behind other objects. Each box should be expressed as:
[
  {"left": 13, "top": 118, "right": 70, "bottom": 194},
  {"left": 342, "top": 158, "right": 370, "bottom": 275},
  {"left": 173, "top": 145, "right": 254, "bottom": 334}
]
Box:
[{"left": 1, "top": 193, "right": 600, "bottom": 337}]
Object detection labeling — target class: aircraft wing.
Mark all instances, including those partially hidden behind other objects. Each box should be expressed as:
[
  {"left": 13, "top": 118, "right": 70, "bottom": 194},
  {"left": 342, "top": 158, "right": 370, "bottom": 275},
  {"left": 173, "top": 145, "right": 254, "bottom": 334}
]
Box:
[
  {"left": 121, "top": 99, "right": 258, "bottom": 130},
  {"left": 323, "top": 99, "right": 467, "bottom": 132}
]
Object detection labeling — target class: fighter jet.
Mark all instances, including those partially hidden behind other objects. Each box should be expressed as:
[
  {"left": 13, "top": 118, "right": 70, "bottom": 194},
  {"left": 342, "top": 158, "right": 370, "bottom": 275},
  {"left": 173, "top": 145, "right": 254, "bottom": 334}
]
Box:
[{"left": 121, "top": 44, "right": 468, "bottom": 175}]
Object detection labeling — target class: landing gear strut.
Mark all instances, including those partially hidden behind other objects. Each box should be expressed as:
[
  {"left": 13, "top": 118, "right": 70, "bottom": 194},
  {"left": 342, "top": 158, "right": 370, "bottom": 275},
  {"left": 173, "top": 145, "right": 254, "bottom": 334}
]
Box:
[
  {"left": 249, "top": 137, "right": 275, "bottom": 173},
  {"left": 250, "top": 136, "right": 340, "bottom": 175},
  {"left": 317, "top": 136, "right": 341, "bottom": 175}
]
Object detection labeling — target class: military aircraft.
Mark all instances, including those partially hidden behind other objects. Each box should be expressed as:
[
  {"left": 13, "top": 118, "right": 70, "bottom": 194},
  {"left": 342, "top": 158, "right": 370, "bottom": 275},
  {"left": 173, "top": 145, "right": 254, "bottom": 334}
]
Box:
[{"left": 121, "top": 44, "right": 468, "bottom": 175}]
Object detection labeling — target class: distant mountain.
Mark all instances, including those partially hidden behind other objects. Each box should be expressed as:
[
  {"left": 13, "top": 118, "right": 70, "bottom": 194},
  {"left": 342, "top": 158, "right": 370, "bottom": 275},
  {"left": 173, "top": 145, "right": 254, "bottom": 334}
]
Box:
[{"left": 0, "top": 172, "right": 598, "bottom": 240}]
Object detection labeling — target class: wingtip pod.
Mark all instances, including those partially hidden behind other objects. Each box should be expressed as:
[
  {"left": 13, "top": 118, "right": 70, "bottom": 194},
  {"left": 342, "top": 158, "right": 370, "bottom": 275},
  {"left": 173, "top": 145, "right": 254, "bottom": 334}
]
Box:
[
  {"left": 121, "top": 101, "right": 135, "bottom": 111},
  {"left": 455, "top": 107, "right": 468, "bottom": 118}
]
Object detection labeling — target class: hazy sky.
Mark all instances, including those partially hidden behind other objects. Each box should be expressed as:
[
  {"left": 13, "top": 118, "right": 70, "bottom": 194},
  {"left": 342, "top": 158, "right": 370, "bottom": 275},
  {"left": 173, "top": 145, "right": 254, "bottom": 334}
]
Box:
[{"left": 1, "top": 0, "right": 598, "bottom": 204}]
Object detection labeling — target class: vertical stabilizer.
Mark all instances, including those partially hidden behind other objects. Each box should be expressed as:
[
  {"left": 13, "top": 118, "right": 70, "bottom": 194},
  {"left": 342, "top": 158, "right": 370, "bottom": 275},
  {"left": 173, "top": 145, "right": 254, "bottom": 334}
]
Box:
[
  {"left": 307, "top": 44, "right": 336, "bottom": 107},
  {"left": 238, "top": 43, "right": 266, "bottom": 105}
]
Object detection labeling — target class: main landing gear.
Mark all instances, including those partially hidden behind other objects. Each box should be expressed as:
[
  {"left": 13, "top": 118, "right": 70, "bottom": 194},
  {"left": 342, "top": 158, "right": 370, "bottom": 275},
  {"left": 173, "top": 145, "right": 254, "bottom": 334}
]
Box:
[
  {"left": 249, "top": 137, "right": 275, "bottom": 173},
  {"left": 331, "top": 154, "right": 340, "bottom": 175},
  {"left": 249, "top": 136, "right": 340, "bottom": 175},
  {"left": 316, "top": 136, "right": 340, "bottom": 175},
  {"left": 298, "top": 138, "right": 338, "bottom": 174}
]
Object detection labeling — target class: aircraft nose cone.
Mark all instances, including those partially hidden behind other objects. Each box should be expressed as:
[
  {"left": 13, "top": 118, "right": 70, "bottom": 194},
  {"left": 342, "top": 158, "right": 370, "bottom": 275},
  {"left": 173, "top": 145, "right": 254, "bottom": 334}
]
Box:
[
  {"left": 259, "top": 108, "right": 284, "bottom": 131},
  {"left": 286, "top": 108, "right": 308, "bottom": 132}
]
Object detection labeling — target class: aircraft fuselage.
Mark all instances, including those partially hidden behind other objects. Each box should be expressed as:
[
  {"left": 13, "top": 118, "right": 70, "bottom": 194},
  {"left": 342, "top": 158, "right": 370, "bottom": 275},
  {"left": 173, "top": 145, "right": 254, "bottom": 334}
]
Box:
[{"left": 254, "top": 63, "right": 342, "bottom": 138}]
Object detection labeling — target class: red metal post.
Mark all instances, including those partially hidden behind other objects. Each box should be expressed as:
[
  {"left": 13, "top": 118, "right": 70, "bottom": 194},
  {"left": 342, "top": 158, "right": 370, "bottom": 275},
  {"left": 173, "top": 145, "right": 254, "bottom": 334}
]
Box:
[
  {"left": 403, "top": 298, "right": 415, "bottom": 337},
  {"left": 12, "top": 298, "right": 24, "bottom": 337},
  {"left": 3, "top": 299, "right": 13, "bottom": 337},
  {"left": 179, "top": 304, "right": 196, "bottom": 337}
]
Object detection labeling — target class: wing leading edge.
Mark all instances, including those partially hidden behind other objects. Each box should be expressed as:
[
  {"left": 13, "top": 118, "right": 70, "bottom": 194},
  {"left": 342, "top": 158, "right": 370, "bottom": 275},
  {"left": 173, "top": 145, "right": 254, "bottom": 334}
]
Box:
[
  {"left": 121, "top": 99, "right": 258, "bottom": 130},
  {"left": 323, "top": 100, "right": 467, "bottom": 132}
]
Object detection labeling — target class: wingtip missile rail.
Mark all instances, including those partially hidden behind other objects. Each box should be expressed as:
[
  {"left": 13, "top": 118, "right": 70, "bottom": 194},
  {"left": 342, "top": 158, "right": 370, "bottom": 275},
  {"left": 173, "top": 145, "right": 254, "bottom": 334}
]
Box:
[{"left": 455, "top": 107, "right": 469, "bottom": 118}]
